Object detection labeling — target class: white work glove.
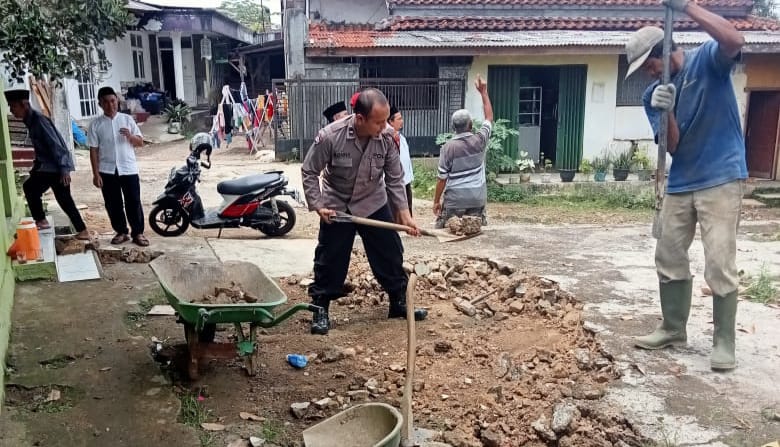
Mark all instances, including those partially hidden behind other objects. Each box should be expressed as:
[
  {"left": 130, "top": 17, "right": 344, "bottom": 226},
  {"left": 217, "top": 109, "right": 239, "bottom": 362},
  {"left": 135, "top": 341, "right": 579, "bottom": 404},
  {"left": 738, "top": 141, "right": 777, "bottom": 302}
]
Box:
[
  {"left": 661, "top": 0, "right": 689, "bottom": 12},
  {"left": 651, "top": 83, "right": 676, "bottom": 111}
]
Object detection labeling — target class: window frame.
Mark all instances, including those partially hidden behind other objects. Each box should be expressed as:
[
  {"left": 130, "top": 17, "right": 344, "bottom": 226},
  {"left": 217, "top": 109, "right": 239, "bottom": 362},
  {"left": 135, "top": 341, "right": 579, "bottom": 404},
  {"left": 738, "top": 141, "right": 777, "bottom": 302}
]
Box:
[
  {"left": 616, "top": 55, "right": 654, "bottom": 107},
  {"left": 131, "top": 33, "right": 145, "bottom": 79}
]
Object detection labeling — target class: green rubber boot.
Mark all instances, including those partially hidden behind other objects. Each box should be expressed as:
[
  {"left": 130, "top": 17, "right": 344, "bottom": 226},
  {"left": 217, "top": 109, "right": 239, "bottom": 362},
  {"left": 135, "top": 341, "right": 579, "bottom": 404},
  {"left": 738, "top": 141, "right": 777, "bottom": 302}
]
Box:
[
  {"left": 635, "top": 279, "right": 693, "bottom": 350},
  {"left": 711, "top": 291, "right": 738, "bottom": 371}
]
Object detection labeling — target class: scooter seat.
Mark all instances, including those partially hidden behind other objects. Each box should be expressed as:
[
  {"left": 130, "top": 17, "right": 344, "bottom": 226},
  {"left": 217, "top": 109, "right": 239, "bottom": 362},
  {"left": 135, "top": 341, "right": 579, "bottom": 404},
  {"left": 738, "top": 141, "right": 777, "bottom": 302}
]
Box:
[{"left": 217, "top": 173, "right": 282, "bottom": 195}]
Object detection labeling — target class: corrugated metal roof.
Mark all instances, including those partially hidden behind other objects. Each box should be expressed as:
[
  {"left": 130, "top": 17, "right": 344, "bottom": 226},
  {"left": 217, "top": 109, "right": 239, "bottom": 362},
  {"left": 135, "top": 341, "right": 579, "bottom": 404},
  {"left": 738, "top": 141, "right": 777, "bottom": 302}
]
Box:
[
  {"left": 388, "top": 0, "right": 752, "bottom": 6},
  {"left": 126, "top": 1, "right": 162, "bottom": 12},
  {"left": 308, "top": 29, "right": 780, "bottom": 49}
]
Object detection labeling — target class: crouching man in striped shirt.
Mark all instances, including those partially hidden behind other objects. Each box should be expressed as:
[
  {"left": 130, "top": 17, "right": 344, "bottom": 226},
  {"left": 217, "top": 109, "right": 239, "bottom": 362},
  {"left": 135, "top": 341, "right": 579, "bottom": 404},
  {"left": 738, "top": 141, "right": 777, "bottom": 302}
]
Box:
[{"left": 433, "top": 74, "right": 493, "bottom": 228}]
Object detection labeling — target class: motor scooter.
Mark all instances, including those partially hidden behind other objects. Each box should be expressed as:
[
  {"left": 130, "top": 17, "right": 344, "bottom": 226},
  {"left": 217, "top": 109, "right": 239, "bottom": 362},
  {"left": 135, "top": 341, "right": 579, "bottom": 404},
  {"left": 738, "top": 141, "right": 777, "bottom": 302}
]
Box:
[{"left": 148, "top": 133, "right": 302, "bottom": 238}]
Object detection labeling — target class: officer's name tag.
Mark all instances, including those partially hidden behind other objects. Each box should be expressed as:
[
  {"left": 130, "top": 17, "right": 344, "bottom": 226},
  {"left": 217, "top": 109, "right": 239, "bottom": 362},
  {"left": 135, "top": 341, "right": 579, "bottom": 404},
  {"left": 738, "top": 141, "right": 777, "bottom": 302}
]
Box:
[{"left": 332, "top": 152, "right": 352, "bottom": 167}]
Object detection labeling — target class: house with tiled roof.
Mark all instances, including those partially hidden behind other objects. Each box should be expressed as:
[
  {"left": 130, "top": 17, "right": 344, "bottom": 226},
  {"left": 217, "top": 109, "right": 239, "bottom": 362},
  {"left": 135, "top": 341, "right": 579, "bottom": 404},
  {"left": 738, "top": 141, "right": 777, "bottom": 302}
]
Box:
[{"left": 282, "top": 0, "right": 780, "bottom": 178}]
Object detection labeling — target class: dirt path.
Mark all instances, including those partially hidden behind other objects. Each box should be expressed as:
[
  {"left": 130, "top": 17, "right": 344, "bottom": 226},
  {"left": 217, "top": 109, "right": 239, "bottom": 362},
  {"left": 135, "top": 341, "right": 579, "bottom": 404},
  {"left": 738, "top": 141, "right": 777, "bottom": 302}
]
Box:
[{"left": 3, "top": 140, "right": 779, "bottom": 446}]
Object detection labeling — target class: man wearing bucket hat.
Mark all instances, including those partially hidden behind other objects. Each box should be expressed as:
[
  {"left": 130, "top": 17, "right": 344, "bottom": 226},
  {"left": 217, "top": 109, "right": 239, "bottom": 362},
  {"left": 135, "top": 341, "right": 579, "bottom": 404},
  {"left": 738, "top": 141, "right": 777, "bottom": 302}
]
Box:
[
  {"left": 625, "top": 0, "right": 746, "bottom": 370},
  {"left": 4, "top": 89, "right": 90, "bottom": 240}
]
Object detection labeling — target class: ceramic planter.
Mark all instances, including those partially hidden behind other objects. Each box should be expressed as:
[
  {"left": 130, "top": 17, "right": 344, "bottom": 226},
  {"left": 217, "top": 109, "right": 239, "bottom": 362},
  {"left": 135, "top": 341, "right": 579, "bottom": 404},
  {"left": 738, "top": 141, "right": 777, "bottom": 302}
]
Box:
[
  {"left": 167, "top": 121, "right": 181, "bottom": 134},
  {"left": 594, "top": 171, "right": 607, "bottom": 182},
  {"left": 559, "top": 170, "right": 576, "bottom": 182},
  {"left": 613, "top": 168, "right": 630, "bottom": 181},
  {"left": 519, "top": 173, "right": 531, "bottom": 183}
]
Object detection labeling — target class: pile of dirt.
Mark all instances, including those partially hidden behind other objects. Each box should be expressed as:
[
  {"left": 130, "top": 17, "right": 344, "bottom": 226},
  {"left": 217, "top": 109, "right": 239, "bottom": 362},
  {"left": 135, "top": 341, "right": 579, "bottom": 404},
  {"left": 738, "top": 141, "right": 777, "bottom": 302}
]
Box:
[
  {"left": 446, "top": 216, "right": 482, "bottom": 236},
  {"left": 273, "top": 253, "right": 646, "bottom": 446},
  {"left": 192, "top": 282, "right": 259, "bottom": 304}
]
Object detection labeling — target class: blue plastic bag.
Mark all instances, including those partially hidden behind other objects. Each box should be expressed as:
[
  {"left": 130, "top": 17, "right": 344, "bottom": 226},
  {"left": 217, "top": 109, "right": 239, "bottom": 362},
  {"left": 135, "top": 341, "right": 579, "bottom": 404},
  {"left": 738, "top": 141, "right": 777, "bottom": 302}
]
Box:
[
  {"left": 71, "top": 119, "right": 87, "bottom": 146},
  {"left": 286, "top": 354, "right": 308, "bottom": 369}
]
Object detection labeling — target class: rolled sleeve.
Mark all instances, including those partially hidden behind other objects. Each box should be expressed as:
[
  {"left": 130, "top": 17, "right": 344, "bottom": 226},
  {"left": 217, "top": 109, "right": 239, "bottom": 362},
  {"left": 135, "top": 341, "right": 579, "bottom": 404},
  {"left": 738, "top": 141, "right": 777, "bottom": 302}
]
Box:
[
  {"left": 704, "top": 40, "right": 740, "bottom": 76},
  {"left": 383, "top": 136, "right": 408, "bottom": 213},
  {"left": 87, "top": 121, "right": 100, "bottom": 148},
  {"left": 477, "top": 120, "right": 492, "bottom": 147},
  {"left": 437, "top": 146, "right": 453, "bottom": 180},
  {"left": 129, "top": 117, "right": 143, "bottom": 137},
  {"left": 301, "top": 130, "right": 330, "bottom": 211}
]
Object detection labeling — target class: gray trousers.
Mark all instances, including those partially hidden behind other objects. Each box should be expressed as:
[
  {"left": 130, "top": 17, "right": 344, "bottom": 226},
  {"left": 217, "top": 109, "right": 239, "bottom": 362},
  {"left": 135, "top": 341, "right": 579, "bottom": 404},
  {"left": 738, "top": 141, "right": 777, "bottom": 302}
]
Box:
[{"left": 655, "top": 180, "right": 744, "bottom": 296}]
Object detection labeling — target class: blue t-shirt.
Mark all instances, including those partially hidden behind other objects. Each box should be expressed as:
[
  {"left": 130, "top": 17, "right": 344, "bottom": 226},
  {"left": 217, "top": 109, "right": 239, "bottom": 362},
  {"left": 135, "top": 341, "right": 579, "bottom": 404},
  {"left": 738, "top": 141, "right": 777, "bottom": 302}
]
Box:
[{"left": 643, "top": 40, "right": 747, "bottom": 194}]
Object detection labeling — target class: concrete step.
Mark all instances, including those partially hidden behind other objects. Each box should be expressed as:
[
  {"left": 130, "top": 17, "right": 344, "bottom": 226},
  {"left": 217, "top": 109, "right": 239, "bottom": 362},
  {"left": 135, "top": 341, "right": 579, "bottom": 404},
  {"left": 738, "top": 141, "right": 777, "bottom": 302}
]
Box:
[
  {"left": 742, "top": 198, "right": 767, "bottom": 209},
  {"left": 754, "top": 193, "right": 780, "bottom": 207}
]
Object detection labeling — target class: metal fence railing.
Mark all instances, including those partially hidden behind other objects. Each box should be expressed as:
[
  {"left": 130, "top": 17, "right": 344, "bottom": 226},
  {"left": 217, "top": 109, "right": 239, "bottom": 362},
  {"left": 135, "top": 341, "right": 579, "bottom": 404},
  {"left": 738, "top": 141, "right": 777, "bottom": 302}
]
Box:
[{"left": 271, "top": 78, "right": 465, "bottom": 160}]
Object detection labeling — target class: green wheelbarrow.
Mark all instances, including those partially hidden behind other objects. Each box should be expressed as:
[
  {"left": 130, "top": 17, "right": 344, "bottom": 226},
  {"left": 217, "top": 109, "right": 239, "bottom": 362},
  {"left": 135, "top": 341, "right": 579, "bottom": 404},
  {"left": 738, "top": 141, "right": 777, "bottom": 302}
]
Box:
[{"left": 149, "top": 256, "right": 320, "bottom": 380}]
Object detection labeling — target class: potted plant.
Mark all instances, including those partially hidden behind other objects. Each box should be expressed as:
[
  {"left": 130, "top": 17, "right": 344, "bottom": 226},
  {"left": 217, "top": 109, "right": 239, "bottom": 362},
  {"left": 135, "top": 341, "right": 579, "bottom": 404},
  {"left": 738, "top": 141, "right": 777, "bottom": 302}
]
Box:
[
  {"left": 612, "top": 149, "right": 632, "bottom": 181},
  {"left": 578, "top": 159, "right": 593, "bottom": 182},
  {"left": 164, "top": 100, "right": 192, "bottom": 134},
  {"left": 632, "top": 146, "right": 653, "bottom": 181},
  {"left": 541, "top": 156, "right": 553, "bottom": 183},
  {"left": 592, "top": 154, "right": 610, "bottom": 182},
  {"left": 515, "top": 151, "right": 535, "bottom": 183}
]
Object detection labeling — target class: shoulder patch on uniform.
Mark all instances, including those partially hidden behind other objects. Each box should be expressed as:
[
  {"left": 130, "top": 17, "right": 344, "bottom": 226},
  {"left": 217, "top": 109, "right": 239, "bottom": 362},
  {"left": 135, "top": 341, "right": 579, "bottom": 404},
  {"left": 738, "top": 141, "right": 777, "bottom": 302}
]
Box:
[{"left": 314, "top": 132, "right": 322, "bottom": 144}]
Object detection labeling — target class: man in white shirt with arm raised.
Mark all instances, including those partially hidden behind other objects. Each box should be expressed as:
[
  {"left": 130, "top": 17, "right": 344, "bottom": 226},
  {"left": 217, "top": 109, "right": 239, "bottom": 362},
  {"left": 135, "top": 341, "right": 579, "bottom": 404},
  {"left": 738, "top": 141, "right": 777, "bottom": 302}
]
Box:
[{"left": 88, "top": 87, "right": 149, "bottom": 247}]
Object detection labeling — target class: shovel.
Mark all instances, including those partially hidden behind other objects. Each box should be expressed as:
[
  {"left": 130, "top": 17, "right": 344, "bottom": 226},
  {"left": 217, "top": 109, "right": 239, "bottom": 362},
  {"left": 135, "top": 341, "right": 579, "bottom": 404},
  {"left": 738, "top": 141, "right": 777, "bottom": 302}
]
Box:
[
  {"left": 652, "top": 5, "right": 674, "bottom": 239},
  {"left": 400, "top": 274, "right": 418, "bottom": 447},
  {"left": 330, "top": 212, "right": 481, "bottom": 243}
]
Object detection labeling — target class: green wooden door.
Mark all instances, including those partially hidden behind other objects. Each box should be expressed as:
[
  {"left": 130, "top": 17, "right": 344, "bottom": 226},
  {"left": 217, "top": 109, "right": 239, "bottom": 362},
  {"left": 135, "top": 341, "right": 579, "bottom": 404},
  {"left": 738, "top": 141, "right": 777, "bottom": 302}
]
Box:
[
  {"left": 556, "top": 65, "right": 587, "bottom": 170},
  {"left": 487, "top": 66, "right": 525, "bottom": 161}
]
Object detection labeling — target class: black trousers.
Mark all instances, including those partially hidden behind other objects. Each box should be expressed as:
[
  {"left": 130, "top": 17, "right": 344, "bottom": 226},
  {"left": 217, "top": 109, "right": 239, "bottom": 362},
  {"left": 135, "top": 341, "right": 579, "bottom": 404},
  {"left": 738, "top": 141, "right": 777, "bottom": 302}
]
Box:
[
  {"left": 100, "top": 171, "right": 144, "bottom": 237},
  {"left": 308, "top": 204, "right": 407, "bottom": 303},
  {"left": 23, "top": 171, "right": 86, "bottom": 232}
]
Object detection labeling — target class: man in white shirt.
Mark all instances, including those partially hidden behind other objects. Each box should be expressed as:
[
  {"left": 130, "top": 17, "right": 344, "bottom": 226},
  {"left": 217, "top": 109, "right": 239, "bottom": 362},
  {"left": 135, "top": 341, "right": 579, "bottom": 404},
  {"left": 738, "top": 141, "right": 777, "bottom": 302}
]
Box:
[
  {"left": 388, "top": 106, "right": 414, "bottom": 214},
  {"left": 88, "top": 87, "right": 149, "bottom": 246}
]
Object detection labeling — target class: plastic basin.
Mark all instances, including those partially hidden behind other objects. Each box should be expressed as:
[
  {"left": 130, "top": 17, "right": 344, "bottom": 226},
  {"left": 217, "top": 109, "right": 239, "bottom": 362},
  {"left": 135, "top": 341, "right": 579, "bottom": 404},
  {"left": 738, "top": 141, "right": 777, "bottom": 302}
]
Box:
[{"left": 303, "top": 403, "right": 402, "bottom": 447}]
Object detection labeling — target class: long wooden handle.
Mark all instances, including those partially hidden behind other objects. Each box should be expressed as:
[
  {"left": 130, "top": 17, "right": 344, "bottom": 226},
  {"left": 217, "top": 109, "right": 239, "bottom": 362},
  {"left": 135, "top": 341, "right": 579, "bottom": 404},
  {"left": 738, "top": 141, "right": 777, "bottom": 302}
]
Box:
[
  {"left": 347, "top": 215, "right": 411, "bottom": 232},
  {"left": 401, "top": 274, "right": 418, "bottom": 446}
]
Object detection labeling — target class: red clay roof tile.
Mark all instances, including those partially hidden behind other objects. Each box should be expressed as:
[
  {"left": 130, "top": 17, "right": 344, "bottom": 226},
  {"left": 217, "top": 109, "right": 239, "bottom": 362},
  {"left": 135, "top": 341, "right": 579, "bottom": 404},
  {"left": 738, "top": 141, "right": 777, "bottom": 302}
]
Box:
[{"left": 379, "top": 15, "right": 780, "bottom": 31}]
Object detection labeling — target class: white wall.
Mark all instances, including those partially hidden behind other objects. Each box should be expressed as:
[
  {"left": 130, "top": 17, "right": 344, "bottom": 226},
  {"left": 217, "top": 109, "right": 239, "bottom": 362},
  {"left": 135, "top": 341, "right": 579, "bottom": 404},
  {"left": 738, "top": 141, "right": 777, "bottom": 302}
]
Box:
[
  {"left": 467, "top": 54, "right": 751, "bottom": 164},
  {"left": 66, "top": 32, "right": 154, "bottom": 120},
  {"left": 467, "top": 54, "right": 620, "bottom": 160}
]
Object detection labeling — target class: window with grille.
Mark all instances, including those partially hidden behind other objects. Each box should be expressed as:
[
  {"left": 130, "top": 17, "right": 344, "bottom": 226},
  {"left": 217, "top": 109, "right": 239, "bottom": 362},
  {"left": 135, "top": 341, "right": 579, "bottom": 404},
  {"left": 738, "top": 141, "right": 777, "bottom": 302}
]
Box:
[
  {"left": 96, "top": 47, "right": 109, "bottom": 73},
  {"left": 77, "top": 70, "right": 98, "bottom": 117},
  {"left": 359, "top": 57, "right": 438, "bottom": 110},
  {"left": 616, "top": 55, "right": 654, "bottom": 106},
  {"left": 131, "top": 34, "right": 145, "bottom": 79}
]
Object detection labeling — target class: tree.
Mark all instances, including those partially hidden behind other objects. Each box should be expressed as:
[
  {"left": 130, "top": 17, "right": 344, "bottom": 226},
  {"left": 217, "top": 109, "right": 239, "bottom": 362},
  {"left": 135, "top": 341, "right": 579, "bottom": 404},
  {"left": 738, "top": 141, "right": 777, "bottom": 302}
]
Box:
[
  {"left": 219, "top": 0, "right": 272, "bottom": 33},
  {"left": 752, "top": 0, "right": 778, "bottom": 18},
  {"left": 0, "top": 0, "right": 132, "bottom": 83}
]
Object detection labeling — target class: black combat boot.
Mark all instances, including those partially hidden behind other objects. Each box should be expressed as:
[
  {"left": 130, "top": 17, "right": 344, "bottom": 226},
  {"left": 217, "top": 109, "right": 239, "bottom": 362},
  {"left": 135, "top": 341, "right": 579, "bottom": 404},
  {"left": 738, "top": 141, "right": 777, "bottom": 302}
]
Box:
[
  {"left": 310, "top": 297, "right": 331, "bottom": 335},
  {"left": 388, "top": 295, "right": 428, "bottom": 321}
]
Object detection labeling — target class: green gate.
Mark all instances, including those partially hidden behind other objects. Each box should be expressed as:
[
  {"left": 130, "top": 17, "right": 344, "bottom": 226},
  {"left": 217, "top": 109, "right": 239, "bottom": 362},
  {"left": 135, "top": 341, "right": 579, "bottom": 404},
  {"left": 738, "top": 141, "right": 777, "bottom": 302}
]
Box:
[
  {"left": 555, "top": 66, "right": 587, "bottom": 170},
  {"left": 487, "top": 66, "right": 525, "bottom": 161}
]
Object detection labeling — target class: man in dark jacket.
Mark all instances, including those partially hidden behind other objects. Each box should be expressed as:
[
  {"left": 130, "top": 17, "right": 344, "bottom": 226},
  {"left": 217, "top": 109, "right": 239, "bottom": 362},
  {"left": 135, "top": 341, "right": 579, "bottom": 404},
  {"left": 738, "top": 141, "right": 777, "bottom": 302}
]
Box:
[{"left": 5, "top": 89, "right": 89, "bottom": 239}]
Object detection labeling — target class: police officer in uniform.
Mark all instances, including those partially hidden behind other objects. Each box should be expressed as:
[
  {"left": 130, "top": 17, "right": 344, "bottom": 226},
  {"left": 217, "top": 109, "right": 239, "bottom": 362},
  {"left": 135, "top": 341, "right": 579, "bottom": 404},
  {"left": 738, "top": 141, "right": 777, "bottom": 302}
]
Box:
[{"left": 302, "top": 88, "right": 428, "bottom": 335}]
